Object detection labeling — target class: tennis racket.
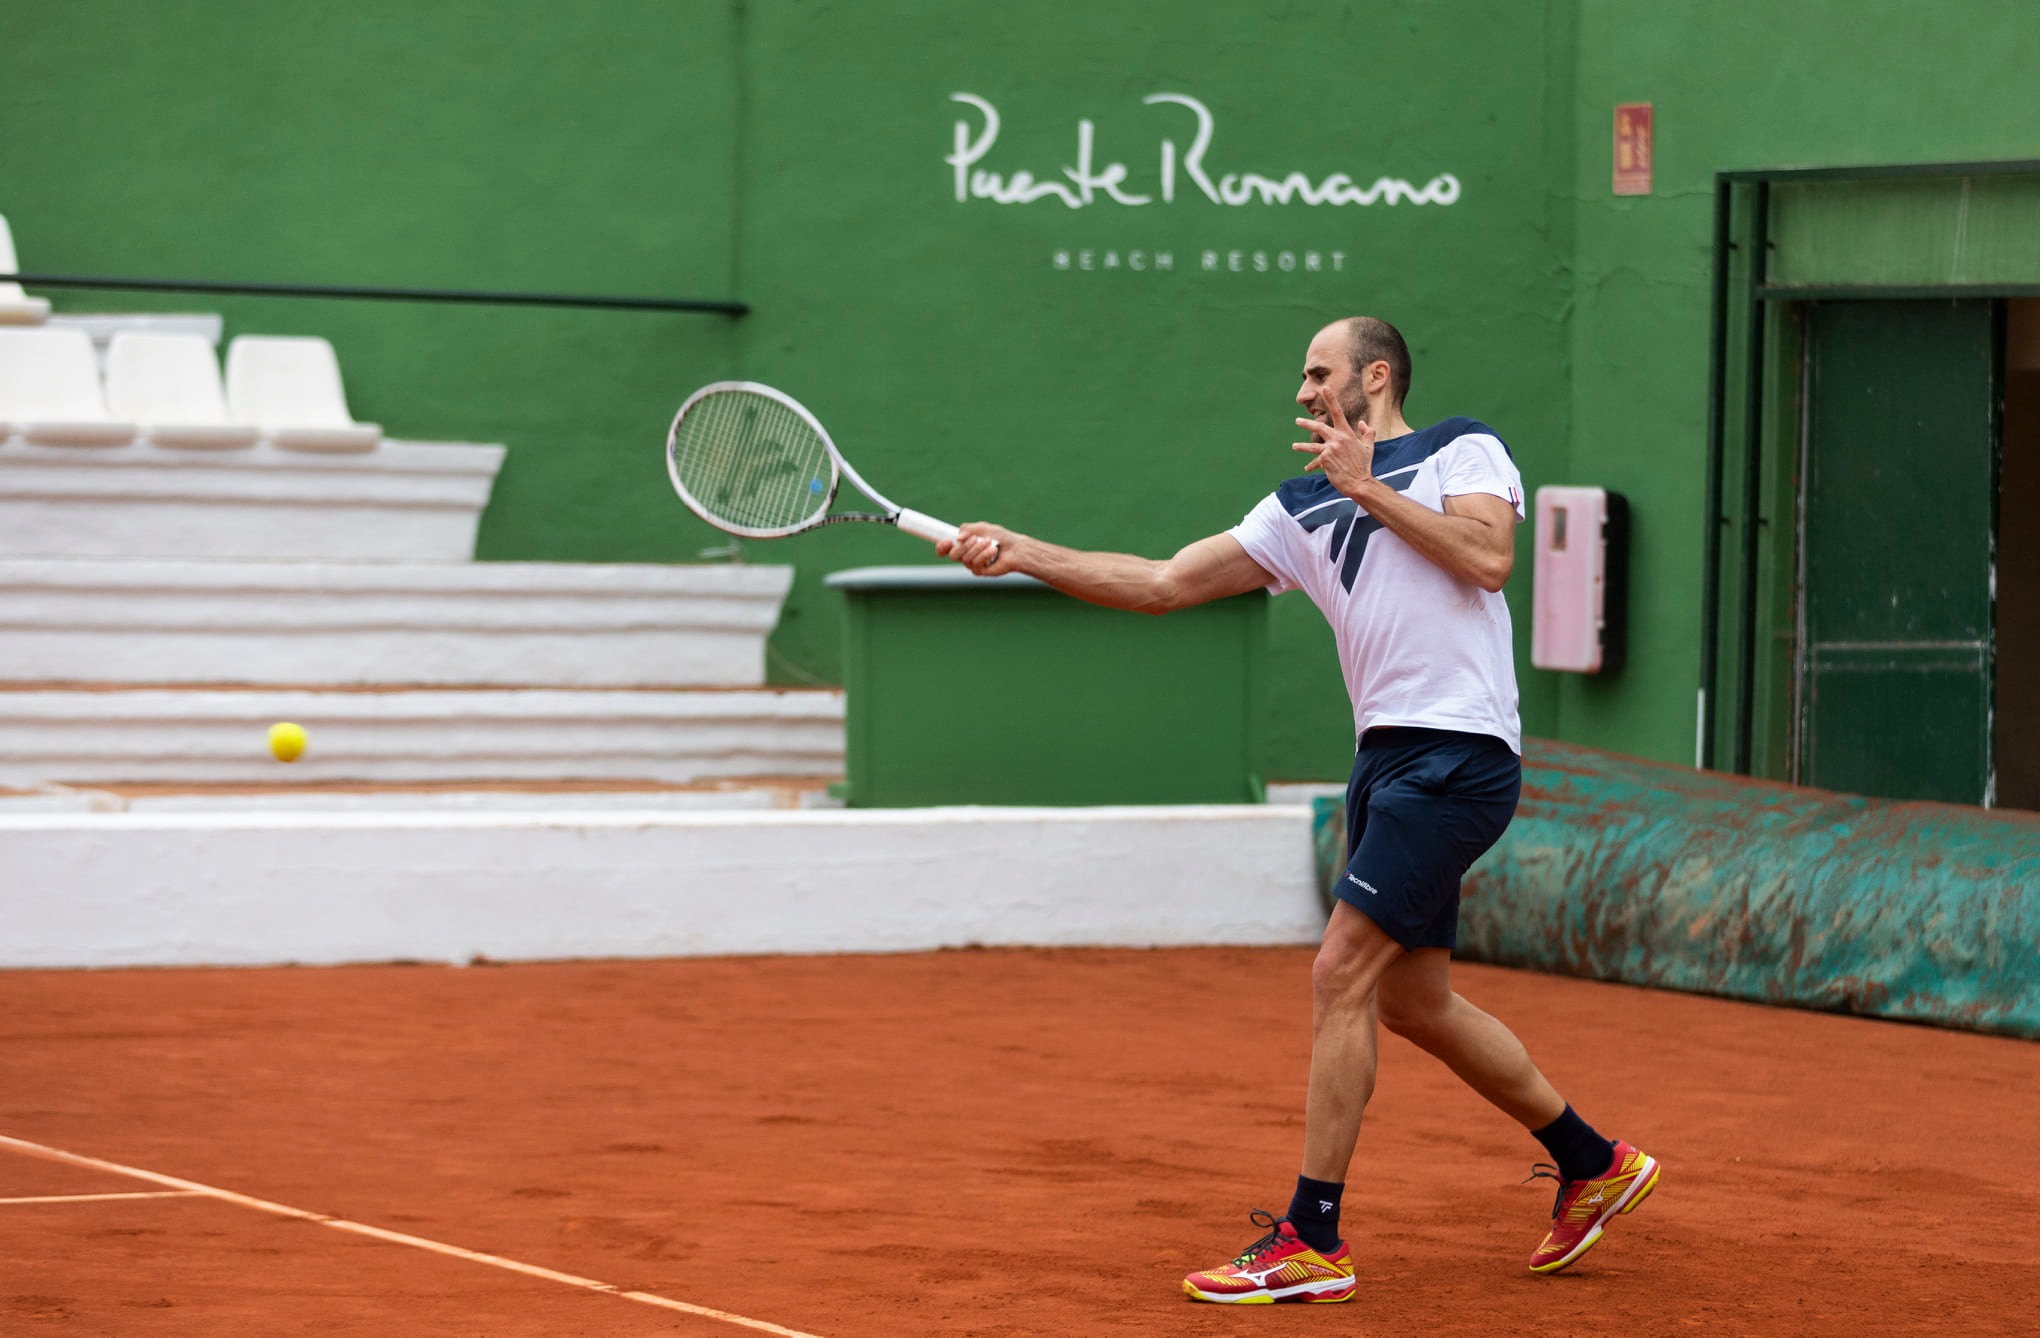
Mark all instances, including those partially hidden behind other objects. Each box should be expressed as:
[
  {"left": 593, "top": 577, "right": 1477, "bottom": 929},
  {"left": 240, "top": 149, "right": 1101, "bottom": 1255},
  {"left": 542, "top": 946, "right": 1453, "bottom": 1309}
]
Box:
[{"left": 665, "top": 381, "right": 957, "bottom": 545}]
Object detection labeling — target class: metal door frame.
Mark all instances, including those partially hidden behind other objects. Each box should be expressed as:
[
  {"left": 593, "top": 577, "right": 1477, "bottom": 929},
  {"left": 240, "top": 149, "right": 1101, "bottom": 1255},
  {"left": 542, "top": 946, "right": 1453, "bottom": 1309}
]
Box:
[
  {"left": 1698, "top": 159, "right": 2040, "bottom": 775},
  {"left": 1790, "top": 308, "right": 1812, "bottom": 782}
]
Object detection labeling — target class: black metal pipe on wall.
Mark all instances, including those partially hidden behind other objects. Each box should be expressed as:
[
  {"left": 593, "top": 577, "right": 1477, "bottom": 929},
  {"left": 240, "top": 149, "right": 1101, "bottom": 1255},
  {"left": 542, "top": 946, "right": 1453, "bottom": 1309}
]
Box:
[
  {"left": 1699, "top": 177, "right": 1732, "bottom": 770},
  {"left": 0, "top": 273, "right": 748, "bottom": 316},
  {"left": 1733, "top": 181, "right": 1772, "bottom": 775}
]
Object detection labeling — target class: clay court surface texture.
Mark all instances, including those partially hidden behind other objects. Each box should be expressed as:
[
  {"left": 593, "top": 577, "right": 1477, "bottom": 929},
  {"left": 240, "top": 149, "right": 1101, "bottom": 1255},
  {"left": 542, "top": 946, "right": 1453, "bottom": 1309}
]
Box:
[{"left": 3, "top": 948, "right": 2035, "bottom": 1336}]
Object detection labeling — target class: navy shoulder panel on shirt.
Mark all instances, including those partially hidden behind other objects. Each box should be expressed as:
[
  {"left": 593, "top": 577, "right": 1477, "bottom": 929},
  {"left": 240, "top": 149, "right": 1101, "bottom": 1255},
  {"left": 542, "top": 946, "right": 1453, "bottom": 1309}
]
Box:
[
  {"left": 1274, "top": 473, "right": 1347, "bottom": 517},
  {"left": 1433, "top": 416, "right": 1512, "bottom": 460},
  {"left": 1373, "top": 417, "right": 1512, "bottom": 472},
  {"left": 1271, "top": 417, "right": 1511, "bottom": 522},
  {"left": 1369, "top": 419, "right": 1448, "bottom": 475}
]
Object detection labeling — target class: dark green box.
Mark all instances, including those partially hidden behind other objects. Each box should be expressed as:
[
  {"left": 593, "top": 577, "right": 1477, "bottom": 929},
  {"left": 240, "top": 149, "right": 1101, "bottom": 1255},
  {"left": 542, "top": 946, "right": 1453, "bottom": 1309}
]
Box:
[{"left": 825, "top": 566, "right": 1266, "bottom": 807}]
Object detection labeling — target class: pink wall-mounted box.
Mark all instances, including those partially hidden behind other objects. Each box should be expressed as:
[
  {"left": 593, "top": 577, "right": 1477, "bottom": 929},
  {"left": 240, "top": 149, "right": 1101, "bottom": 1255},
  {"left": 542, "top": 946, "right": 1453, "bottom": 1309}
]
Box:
[{"left": 1531, "top": 486, "right": 1629, "bottom": 674}]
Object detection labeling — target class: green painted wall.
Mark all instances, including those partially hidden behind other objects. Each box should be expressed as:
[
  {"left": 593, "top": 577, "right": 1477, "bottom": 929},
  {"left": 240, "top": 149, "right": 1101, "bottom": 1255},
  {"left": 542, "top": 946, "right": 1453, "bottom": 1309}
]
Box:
[
  {"left": 1, "top": 0, "right": 1577, "bottom": 781},
  {"left": 7, "top": 0, "right": 2038, "bottom": 781},
  {"left": 727, "top": 1, "right": 1575, "bottom": 776},
  {"left": 0, "top": 0, "right": 745, "bottom": 571},
  {"left": 1560, "top": 0, "right": 2040, "bottom": 767}
]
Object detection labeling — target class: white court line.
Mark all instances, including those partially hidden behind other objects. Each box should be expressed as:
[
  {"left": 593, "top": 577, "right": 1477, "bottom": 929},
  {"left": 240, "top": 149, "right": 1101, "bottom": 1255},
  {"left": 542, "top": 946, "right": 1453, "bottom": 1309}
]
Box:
[
  {"left": 0, "top": 1190, "right": 203, "bottom": 1205},
  {"left": 0, "top": 1134, "right": 823, "bottom": 1338}
]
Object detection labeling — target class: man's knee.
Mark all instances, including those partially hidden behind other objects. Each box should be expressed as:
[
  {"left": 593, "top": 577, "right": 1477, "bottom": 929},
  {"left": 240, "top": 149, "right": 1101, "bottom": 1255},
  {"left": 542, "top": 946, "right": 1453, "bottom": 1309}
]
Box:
[
  {"left": 1379, "top": 986, "right": 1454, "bottom": 1044},
  {"left": 1310, "top": 940, "right": 1360, "bottom": 1001},
  {"left": 1312, "top": 907, "right": 1400, "bottom": 1002},
  {"left": 1378, "top": 995, "right": 1435, "bottom": 1042}
]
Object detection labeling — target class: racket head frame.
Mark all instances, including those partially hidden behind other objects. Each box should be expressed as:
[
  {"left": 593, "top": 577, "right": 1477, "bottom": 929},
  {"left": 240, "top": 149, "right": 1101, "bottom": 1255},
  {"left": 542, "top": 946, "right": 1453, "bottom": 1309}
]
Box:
[{"left": 665, "top": 380, "right": 911, "bottom": 539}]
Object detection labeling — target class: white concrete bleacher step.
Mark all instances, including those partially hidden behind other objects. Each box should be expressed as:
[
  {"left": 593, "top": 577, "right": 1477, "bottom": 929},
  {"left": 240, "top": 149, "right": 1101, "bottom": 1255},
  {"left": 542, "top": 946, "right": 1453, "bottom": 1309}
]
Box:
[
  {"left": 0, "top": 306, "right": 833, "bottom": 811},
  {"left": 0, "top": 437, "right": 503, "bottom": 560},
  {"left": 0, "top": 686, "right": 845, "bottom": 788},
  {"left": 0, "top": 558, "right": 793, "bottom": 686}
]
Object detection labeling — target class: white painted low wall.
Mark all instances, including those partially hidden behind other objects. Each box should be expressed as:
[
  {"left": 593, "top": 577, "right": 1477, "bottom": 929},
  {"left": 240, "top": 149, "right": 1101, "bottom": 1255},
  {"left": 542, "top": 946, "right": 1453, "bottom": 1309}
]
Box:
[
  {"left": 1, "top": 786, "right": 838, "bottom": 814},
  {"left": 0, "top": 687, "right": 844, "bottom": 787},
  {"left": 0, "top": 559, "right": 794, "bottom": 687},
  {"left": 0, "top": 806, "right": 1322, "bottom": 967},
  {"left": 0, "top": 438, "right": 504, "bottom": 561}
]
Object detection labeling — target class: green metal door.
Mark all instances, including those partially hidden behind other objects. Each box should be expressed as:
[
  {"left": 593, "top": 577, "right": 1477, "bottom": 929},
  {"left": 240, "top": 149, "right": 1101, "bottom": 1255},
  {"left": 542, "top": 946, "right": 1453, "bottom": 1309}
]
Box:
[{"left": 1799, "top": 299, "right": 1997, "bottom": 804}]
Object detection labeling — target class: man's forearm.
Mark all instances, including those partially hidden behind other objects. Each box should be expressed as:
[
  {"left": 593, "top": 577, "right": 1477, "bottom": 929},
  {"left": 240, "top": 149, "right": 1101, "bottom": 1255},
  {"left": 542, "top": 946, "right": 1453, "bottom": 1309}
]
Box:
[
  {"left": 1351, "top": 482, "right": 1511, "bottom": 592},
  {"left": 1005, "top": 535, "right": 1179, "bottom": 613}
]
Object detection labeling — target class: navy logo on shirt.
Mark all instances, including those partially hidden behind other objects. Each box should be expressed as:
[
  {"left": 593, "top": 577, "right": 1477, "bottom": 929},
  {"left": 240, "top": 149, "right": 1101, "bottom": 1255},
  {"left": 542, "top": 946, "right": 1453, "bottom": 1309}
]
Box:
[
  {"left": 1275, "top": 418, "right": 1506, "bottom": 591},
  {"left": 1276, "top": 473, "right": 1416, "bottom": 591}
]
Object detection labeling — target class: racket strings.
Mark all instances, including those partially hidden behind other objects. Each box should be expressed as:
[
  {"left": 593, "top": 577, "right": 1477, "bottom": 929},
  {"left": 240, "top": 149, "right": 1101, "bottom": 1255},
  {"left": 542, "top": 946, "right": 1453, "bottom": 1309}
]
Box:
[{"left": 670, "top": 390, "right": 835, "bottom": 533}]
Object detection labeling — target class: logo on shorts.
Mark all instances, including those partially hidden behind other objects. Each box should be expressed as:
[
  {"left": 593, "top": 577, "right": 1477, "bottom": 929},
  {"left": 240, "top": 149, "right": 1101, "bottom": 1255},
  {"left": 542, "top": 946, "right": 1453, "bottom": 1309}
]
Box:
[{"left": 1344, "top": 872, "right": 1379, "bottom": 895}]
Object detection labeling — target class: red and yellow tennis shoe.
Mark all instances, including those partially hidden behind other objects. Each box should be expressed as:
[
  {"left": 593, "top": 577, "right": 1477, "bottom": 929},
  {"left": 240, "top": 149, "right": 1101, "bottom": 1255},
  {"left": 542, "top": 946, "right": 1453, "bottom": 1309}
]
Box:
[
  {"left": 1526, "top": 1139, "right": 1661, "bottom": 1274},
  {"left": 1182, "top": 1211, "right": 1355, "bottom": 1304}
]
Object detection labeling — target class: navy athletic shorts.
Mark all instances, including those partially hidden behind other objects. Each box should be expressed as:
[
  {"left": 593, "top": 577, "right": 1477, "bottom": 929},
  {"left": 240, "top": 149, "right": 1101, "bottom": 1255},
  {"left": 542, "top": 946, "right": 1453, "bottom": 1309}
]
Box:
[{"left": 1336, "top": 726, "right": 1522, "bottom": 951}]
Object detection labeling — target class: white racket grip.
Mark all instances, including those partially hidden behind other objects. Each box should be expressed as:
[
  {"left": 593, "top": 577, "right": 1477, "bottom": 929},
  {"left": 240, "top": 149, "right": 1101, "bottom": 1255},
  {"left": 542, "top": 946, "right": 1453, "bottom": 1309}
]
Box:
[{"left": 895, "top": 508, "right": 959, "bottom": 545}]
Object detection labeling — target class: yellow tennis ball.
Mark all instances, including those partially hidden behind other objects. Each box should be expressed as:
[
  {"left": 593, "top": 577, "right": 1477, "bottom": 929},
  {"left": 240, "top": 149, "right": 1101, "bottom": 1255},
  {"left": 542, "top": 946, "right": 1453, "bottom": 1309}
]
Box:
[{"left": 268, "top": 721, "right": 307, "bottom": 762}]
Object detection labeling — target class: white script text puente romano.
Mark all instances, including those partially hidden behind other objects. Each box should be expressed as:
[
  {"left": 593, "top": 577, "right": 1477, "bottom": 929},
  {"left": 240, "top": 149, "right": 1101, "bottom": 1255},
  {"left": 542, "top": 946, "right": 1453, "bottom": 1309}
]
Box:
[{"left": 947, "top": 93, "right": 1461, "bottom": 210}]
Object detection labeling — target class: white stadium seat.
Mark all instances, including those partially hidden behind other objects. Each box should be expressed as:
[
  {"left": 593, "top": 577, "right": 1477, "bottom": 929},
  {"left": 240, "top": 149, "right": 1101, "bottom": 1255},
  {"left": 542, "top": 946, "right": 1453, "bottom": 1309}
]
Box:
[
  {"left": 224, "top": 335, "right": 382, "bottom": 453},
  {"left": 105, "top": 333, "right": 260, "bottom": 449},
  {"left": 0, "top": 328, "right": 138, "bottom": 445},
  {"left": 0, "top": 215, "right": 52, "bottom": 325}
]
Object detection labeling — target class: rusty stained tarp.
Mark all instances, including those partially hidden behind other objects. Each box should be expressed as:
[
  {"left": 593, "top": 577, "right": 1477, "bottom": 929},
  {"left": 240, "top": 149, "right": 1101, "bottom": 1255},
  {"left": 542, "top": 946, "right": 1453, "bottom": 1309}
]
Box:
[{"left": 1459, "top": 739, "right": 2040, "bottom": 1039}]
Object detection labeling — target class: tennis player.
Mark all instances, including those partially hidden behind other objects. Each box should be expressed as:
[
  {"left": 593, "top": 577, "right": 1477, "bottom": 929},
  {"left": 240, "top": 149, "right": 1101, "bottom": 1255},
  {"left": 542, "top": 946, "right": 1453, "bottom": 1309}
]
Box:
[{"left": 939, "top": 316, "right": 1660, "bottom": 1302}]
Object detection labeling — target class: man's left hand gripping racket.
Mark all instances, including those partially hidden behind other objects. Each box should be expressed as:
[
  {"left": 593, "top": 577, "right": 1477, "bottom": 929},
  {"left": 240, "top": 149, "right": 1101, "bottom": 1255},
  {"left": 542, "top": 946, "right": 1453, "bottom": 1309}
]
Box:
[{"left": 665, "top": 382, "right": 957, "bottom": 546}]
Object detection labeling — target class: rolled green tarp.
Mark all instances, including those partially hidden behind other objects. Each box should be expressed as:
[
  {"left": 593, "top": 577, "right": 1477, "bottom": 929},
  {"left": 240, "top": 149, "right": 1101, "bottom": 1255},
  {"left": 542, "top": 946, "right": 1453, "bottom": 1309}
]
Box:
[{"left": 1449, "top": 740, "right": 2040, "bottom": 1039}]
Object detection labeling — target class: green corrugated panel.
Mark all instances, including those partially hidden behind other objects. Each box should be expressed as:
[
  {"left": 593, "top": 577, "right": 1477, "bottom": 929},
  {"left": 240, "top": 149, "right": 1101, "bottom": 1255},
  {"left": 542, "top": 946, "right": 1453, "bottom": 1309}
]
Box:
[
  {"left": 1458, "top": 740, "right": 2040, "bottom": 1038},
  {"left": 1770, "top": 176, "right": 2040, "bottom": 287}
]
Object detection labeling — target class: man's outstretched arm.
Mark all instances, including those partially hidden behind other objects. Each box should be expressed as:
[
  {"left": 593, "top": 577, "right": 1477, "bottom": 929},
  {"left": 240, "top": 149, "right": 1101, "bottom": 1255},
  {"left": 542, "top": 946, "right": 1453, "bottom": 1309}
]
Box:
[{"left": 937, "top": 526, "right": 1273, "bottom": 615}]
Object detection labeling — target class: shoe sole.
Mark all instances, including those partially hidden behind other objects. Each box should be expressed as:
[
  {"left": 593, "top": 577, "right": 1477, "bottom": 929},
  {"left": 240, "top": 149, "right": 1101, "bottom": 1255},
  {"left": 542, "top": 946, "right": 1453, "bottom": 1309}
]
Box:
[
  {"left": 1528, "top": 1156, "right": 1661, "bottom": 1275},
  {"left": 1182, "top": 1278, "right": 1356, "bottom": 1304}
]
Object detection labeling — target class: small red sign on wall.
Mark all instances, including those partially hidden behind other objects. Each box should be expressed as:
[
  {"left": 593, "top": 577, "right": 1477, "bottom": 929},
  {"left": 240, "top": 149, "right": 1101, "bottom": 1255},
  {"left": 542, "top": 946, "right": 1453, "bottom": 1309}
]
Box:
[{"left": 1614, "top": 103, "right": 1653, "bottom": 196}]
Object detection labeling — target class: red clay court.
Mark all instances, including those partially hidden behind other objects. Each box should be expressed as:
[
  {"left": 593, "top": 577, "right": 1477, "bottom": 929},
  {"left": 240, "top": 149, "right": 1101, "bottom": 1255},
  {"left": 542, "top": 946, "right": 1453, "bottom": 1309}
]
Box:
[{"left": 3, "top": 948, "right": 2035, "bottom": 1336}]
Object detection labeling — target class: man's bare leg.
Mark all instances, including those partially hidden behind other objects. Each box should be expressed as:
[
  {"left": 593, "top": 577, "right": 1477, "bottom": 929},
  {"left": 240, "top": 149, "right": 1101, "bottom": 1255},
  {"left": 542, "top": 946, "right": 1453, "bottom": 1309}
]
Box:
[
  {"left": 1375, "top": 947, "right": 1563, "bottom": 1129},
  {"left": 1300, "top": 901, "right": 1409, "bottom": 1180},
  {"left": 1181, "top": 900, "right": 1402, "bottom": 1303},
  {"left": 1374, "top": 945, "right": 1663, "bottom": 1273}
]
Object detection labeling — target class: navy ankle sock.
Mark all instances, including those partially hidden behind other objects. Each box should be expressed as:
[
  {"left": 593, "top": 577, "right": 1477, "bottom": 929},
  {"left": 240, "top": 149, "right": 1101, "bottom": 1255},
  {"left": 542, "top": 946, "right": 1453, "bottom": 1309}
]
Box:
[
  {"left": 1532, "top": 1104, "right": 1615, "bottom": 1182},
  {"left": 1287, "top": 1175, "right": 1344, "bottom": 1252}
]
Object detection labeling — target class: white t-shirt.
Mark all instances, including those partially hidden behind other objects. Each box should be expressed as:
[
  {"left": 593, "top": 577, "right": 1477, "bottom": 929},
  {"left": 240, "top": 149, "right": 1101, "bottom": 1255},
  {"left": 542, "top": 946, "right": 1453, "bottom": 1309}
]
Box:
[{"left": 1227, "top": 416, "right": 1526, "bottom": 753}]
